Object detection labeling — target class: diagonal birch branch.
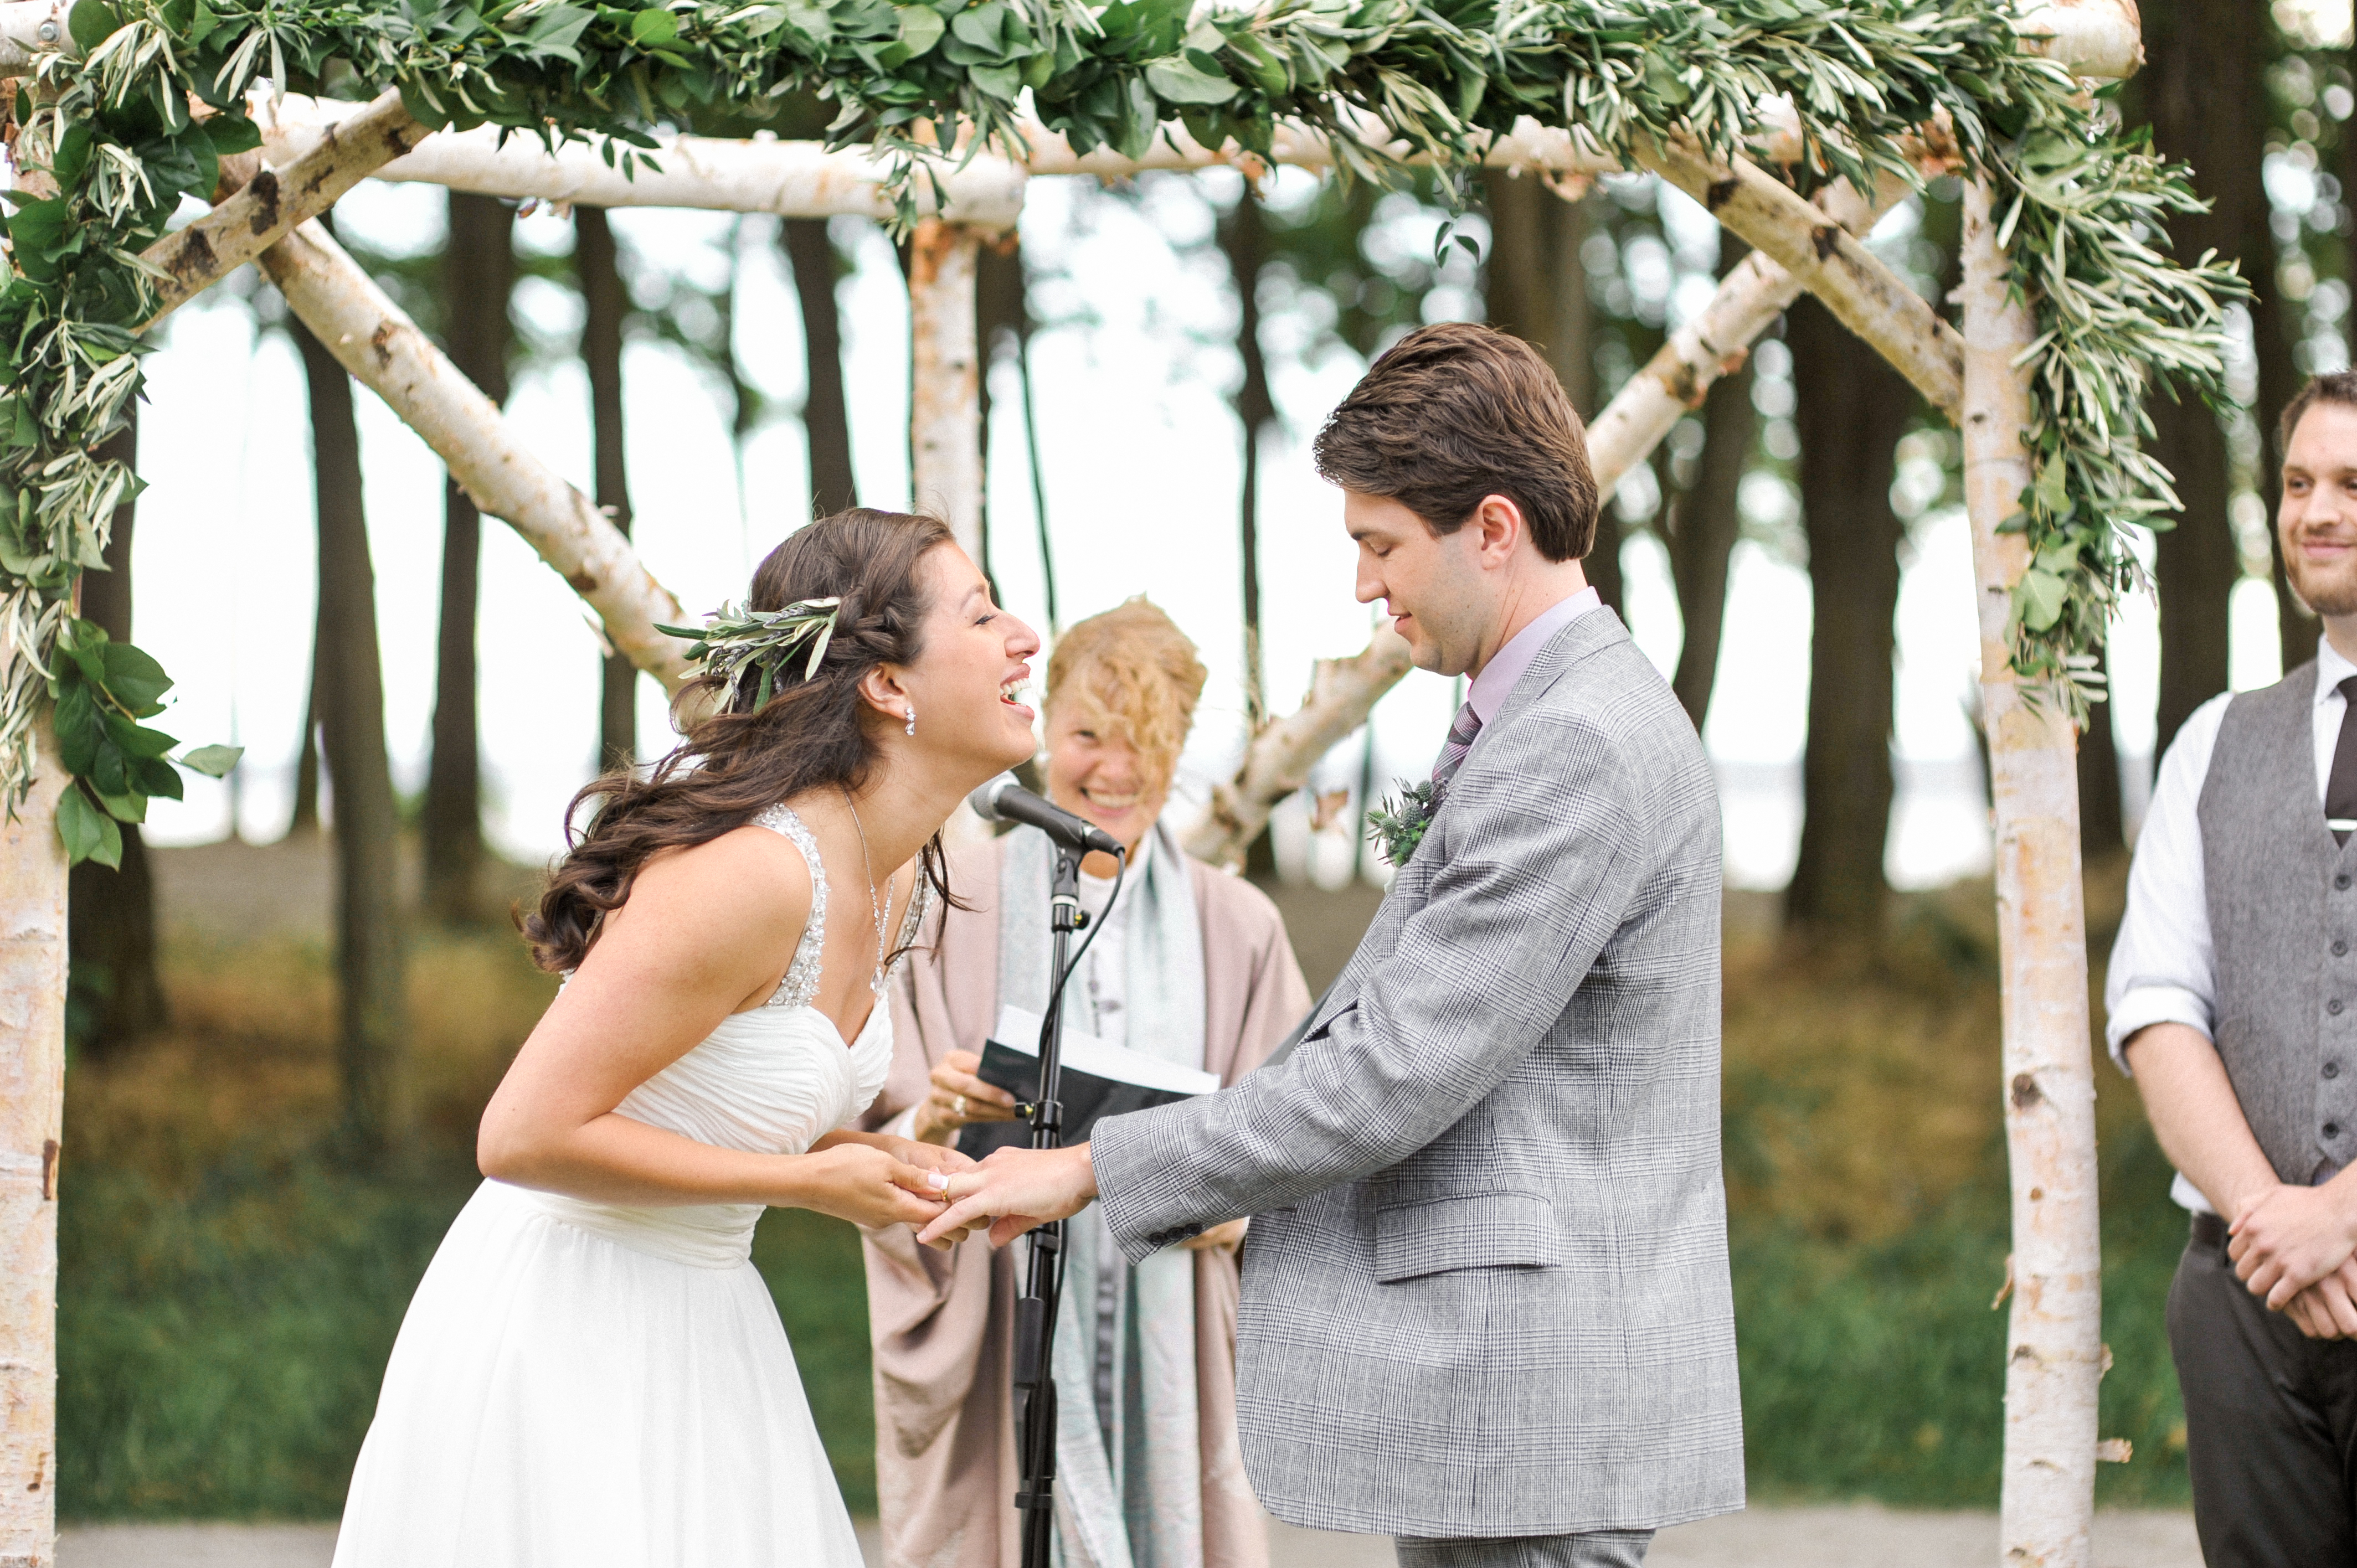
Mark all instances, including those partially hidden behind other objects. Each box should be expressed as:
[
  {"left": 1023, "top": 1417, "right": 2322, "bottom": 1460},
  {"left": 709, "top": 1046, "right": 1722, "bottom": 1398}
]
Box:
[
  {"left": 1636, "top": 140, "right": 1963, "bottom": 417},
  {"left": 140, "top": 88, "right": 428, "bottom": 329},
  {"left": 256, "top": 219, "right": 694, "bottom": 690}
]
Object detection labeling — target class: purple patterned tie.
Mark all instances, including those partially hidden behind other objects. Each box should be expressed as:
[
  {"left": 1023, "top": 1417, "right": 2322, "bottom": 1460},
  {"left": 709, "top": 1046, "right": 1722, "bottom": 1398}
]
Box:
[{"left": 1430, "top": 700, "right": 1483, "bottom": 797}]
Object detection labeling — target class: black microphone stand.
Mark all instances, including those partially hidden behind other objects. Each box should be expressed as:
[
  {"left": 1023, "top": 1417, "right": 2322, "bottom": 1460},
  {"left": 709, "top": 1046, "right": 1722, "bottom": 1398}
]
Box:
[{"left": 1012, "top": 839, "right": 1084, "bottom": 1568}]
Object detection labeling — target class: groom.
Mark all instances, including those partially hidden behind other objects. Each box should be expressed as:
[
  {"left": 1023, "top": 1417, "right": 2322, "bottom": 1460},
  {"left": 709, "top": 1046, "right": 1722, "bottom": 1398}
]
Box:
[{"left": 923, "top": 321, "right": 1743, "bottom": 1566}]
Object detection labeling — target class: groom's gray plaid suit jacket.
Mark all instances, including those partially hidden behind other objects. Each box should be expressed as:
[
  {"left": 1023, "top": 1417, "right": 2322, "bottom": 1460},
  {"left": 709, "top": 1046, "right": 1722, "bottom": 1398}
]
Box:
[{"left": 1092, "top": 607, "right": 1743, "bottom": 1539}]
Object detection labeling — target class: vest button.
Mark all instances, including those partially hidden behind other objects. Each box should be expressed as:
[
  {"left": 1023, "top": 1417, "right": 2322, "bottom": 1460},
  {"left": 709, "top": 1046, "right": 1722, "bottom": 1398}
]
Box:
[
  {"left": 2329, "top": 1062, "right": 2343, "bottom": 1079},
  {"left": 2330, "top": 1122, "right": 2344, "bottom": 1139},
  {"left": 2340, "top": 874, "right": 2353, "bottom": 891}
]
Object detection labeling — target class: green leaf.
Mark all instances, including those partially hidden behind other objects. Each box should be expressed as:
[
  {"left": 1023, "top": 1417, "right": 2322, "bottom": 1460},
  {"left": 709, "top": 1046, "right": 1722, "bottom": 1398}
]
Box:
[
  {"left": 94, "top": 786, "right": 147, "bottom": 823},
  {"left": 101, "top": 710, "right": 177, "bottom": 759},
  {"left": 950, "top": 2, "right": 1005, "bottom": 51},
  {"left": 204, "top": 112, "right": 263, "bottom": 157},
  {"left": 2018, "top": 568, "right": 2070, "bottom": 633},
  {"left": 1145, "top": 56, "right": 1236, "bottom": 105},
  {"left": 99, "top": 639, "right": 172, "bottom": 714},
  {"left": 53, "top": 683, "right": 101, "bottom": 777},
  {"left": 629, "top": 6, "right": 678, "bottom": 44},
  {"left": 67, "top": 0, "right": 120, "bottom": 54},
  {"left": 176, "top": 743, "right": 244, "bottom": 778},
  {"left": 56, "top": 786, "right": 120, "bottom": 869},
  {"left": 132, "top": 754, "right": 182, "bottom": 800},
  {"left": 970, "top": 61, "right": 1021, "bottom": 99},
  {"left": 896, "top": 6, "right": 944, "bottom": 56}
]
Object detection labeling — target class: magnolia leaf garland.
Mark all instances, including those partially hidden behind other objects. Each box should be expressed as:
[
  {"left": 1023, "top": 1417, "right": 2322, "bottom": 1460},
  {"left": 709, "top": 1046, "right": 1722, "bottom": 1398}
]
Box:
[{"left": 0, "top": 0, "right": 2245, "bottom": 843}]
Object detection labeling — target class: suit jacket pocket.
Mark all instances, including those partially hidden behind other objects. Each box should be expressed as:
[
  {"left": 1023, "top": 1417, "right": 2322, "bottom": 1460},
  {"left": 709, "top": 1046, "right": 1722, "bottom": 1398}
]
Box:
[{"left": 1373, "top": 1192, "right": 1566, "bottom": 1283}]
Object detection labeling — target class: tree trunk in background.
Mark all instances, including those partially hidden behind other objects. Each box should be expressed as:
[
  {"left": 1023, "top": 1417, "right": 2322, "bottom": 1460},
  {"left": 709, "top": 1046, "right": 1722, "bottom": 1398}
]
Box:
[
  {"left": 975, "top": 233, "right": 1027, "bottom": 590},
  {"left": 1219, "top": 194, "right": 1276, "bottom": 730},
  {"left": 1784, "top": 295, "right": 1911, "bottom": 938},
  {"left": 66, "top": 410, "right": 167, "bottom": 1058},
  {"left": 295, "top": 308, "right": 412, "bottom": 1166},
  {"left": 780, "top": 217, "right": 858, "bottom": 518},
  {"left": 2250, "top": 173, "right": 2320, "bottom": 673},
  {"left": 2144, "top": 0, "right": 2263, "bottom": 757},
  {"left": 579, "top": 207, "right": 637, "bottom": 768},
  {"left": 289, "top": 662, "right": 321, "bottom": 834},
  {"left": 1663, "top": 230, "right": 1756, "bottom": 732},
  {"left": 424, "top": 193, "right": 513, "bottom": 924},
  {"left": 1484, "top": 174, "right": 1615, "bottom": 608}
]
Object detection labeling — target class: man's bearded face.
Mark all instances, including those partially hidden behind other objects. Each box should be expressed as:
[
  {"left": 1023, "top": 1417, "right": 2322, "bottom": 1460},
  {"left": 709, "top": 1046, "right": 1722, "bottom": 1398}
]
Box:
[{"left": 2281, "top": 400, "right": 2357, "bottom": 618}]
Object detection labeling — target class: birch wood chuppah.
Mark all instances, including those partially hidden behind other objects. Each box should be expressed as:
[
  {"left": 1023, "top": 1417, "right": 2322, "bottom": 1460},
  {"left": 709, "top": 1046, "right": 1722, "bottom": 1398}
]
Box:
[{"left": 0, "top": 1, "right": 2230, "bottom": 1564}]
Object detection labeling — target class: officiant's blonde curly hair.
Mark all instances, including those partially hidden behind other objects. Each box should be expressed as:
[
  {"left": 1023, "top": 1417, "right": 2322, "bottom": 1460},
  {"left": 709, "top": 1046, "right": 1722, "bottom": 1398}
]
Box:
[{"left": 1044, "top": 598, "right": 1206, "bottom": 790}]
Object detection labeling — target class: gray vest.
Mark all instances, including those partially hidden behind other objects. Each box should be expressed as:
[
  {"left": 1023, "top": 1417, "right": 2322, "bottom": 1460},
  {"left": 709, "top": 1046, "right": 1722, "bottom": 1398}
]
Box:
[{"left": 2199, "top": 659, "right": 2357, "bottom": 1184}]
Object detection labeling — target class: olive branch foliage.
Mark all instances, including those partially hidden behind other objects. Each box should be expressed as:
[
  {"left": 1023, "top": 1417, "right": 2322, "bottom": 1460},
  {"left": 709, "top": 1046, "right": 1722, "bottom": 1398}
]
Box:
[{"left": 0, "top": 0, "right": 2243, "bottom": 855}]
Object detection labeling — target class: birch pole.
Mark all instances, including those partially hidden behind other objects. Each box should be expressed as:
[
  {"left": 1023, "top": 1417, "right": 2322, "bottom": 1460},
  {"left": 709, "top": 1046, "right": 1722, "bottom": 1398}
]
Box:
[
  {"left": 1962, "top": 179, "right": 2104, "bottom": 1568},
  {"left": 0, "top": 728, "right": 67, "bottom": 1568},
  {"left": 909, "top": 218, "right": 985, "bottom": 562}
]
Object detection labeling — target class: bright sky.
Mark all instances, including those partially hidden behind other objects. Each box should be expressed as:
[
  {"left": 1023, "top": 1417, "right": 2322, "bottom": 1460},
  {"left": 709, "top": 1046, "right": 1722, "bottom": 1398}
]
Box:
[{"left": 126, "top": 166, "right": 2287, "bottom": 893}]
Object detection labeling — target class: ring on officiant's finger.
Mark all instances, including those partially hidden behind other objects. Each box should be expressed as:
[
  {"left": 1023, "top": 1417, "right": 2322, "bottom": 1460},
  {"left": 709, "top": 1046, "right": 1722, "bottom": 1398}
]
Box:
[{"left": 954, "top": 1095, "right": 967, "bottom": 1120}]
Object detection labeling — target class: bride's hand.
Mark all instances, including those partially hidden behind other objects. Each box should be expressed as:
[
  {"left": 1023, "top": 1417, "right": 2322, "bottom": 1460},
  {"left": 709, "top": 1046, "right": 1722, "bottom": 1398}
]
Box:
[
  {"left": 790, "top": 1143, "right": 953, "bottom": 1230},
  {"left": 876, "top": 1134, "right": 977, "bottom": 1178}
]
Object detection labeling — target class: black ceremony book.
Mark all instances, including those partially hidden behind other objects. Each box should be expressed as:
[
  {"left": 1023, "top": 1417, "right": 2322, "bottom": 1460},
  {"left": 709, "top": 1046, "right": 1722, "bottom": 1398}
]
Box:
[{"left": 955, "top": 1005, "right": 1221, "bottom": 1160}]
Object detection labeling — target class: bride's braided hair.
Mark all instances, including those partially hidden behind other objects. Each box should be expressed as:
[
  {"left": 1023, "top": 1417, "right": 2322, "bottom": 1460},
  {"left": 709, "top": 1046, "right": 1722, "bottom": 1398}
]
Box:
[{"left": 523, "top": 508, "right": 959, "bottom": 973}]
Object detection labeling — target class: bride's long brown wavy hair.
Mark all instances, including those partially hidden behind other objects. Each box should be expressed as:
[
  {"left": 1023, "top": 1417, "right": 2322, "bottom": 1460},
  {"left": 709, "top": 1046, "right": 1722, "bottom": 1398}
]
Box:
[{"left": 522, "top": 508, "right": 959, "bottom": 973}]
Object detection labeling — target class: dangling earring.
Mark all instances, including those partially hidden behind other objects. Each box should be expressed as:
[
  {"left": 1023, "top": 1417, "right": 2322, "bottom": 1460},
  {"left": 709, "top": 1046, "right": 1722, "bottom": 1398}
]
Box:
[{"left": 904, "top": 705, "right": 917, "bottom": 737}]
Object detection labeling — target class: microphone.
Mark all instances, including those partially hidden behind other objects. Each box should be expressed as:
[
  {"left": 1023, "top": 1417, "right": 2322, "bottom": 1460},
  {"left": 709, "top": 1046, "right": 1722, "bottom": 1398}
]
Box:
[{"left": 969, "top": 773, "right": 1125, "bottom": 857}]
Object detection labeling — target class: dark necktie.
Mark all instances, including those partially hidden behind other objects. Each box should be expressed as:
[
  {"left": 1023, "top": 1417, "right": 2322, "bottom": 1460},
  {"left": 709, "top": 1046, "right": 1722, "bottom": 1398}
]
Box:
[
  {"left": 1430, "top": 701, "right": 1483, "bottom": 798},
  {"left": 2332, "top": 676, "right": 2357, "bottom": 848}
]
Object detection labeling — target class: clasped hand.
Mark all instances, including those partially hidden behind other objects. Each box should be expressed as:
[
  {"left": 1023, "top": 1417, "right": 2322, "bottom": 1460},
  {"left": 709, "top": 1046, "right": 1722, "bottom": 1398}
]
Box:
[
  {"left": 915, "top": 1144, "right": 1100, "bottom": 1250},
  {"left": 2231, "top": 1180, "right": 2357, "bottom": 1338}
]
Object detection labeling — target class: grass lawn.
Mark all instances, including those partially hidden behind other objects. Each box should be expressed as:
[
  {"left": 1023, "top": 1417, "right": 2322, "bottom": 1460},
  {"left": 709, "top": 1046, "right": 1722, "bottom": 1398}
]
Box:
[{"left": 55, "top": 853, "right": 2189, "bottom": 1519}]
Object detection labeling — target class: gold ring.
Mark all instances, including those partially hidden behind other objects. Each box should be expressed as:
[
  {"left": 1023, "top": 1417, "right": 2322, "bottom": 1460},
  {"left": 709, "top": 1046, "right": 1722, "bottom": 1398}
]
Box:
[{"left": 954, "top": 1095, "right": 967, "bottom": 1119}]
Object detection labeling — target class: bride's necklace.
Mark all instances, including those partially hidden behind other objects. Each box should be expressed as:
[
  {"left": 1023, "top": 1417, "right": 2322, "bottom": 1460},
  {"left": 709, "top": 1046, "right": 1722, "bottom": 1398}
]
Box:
[{"left": 843, "top": 790, "right": 891, "bottom": 993}]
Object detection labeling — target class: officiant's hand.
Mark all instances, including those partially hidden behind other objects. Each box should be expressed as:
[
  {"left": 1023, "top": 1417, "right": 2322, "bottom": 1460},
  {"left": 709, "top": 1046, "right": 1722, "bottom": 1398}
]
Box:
[
  {"left": 919, "top": 1144, "right": 1098, "bottom": 1249},
  {"left": 912, "top": 1050, "right": 1021, "bottom": 1146}
]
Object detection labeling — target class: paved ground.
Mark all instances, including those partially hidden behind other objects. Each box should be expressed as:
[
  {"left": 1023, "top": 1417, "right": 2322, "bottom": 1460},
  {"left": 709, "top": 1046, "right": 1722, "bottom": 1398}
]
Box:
[{"left": 59, "top": 1506, "right": 2200, "bottom": 1566}]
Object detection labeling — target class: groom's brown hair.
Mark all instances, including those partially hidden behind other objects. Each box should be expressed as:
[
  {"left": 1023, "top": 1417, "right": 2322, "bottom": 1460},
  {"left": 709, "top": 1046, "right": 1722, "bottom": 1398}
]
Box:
[{"left": 1312, "top": 321, "right": 1599, "bottom": 563}]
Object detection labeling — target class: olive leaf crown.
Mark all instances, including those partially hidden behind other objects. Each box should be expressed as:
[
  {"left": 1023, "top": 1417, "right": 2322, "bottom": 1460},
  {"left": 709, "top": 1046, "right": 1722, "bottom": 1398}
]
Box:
[{"left": 656, "top": 597, "right": 845, "bottom": 713}]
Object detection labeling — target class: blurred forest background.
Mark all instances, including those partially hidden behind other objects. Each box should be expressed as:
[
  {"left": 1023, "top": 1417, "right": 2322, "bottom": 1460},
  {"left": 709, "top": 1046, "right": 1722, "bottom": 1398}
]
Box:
[{"left": 57, "top": 0, "right": 2357, "bottom": 1521}]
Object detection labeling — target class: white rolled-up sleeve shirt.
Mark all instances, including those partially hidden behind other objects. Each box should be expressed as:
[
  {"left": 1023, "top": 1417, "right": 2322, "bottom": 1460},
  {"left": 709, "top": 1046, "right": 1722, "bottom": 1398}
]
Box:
[{"left": 2106, "top": 637, "right": 2357, "bottom": 1213}]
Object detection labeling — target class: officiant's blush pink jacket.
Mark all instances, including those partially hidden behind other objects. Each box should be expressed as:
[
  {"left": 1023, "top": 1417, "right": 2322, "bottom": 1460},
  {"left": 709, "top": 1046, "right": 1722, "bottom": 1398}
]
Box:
[{"left": 860, "top": 837, "right": 1310, "bottom": 1568}]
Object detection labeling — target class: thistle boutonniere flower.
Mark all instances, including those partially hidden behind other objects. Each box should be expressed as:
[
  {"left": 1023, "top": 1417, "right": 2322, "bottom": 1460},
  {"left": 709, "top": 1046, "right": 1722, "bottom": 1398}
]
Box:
[{"left": 1367, "top": 779, "right": 1439, "bottom": 868}]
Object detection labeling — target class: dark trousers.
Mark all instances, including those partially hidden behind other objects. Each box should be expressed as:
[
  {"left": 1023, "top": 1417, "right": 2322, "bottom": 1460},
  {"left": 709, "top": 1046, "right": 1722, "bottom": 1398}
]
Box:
[
  {"left": 1394, "top": 1531, "right": 1651, "bottom": 1567},
  {"left": 2171, "top": 1214, "right": 2357, "bottom": 1566}
]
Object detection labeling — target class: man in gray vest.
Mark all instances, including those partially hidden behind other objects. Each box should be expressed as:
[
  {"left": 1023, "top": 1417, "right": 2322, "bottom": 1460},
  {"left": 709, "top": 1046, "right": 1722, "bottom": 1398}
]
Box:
[{"left": 2112, "top": 369, "right": 2357, "bottom": 1565}]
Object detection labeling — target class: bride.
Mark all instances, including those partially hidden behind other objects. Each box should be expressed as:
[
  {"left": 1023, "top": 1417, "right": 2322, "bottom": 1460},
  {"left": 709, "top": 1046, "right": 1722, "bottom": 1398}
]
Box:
[{"left": 332, "top": 509, "right": 1041, "bottom": 1567}]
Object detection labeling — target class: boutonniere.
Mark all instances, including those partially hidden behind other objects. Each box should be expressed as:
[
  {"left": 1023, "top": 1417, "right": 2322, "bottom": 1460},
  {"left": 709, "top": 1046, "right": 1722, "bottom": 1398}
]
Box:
[{"left": 1367, "top": 780, "right": 1439, "bottom": 868}]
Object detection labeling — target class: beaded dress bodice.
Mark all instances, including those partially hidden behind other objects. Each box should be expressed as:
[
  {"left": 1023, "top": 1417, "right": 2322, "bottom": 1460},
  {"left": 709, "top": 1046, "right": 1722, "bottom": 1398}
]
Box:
[{"left": 517, "top": 803, "right": 930, "bottom": 1267}]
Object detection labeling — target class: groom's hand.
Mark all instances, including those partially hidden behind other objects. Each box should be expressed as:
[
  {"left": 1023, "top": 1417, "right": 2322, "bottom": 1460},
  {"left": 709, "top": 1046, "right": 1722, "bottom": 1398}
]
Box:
[{"left": 918, "top": 1144, "right": 1098, "bottom": 1249}]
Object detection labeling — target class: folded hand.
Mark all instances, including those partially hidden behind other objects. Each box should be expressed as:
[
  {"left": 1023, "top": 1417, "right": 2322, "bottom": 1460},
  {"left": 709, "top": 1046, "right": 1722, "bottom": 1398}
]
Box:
[
  {"left": 2231, "top": 1182, "right": 2357, "bottom": 1309},
  {"left": 2288, "top": 1260, "right": 2357, "bottom": 1338},
  {"left": 917, "top": 1144, "right": 1098, "bottom": 1250}
]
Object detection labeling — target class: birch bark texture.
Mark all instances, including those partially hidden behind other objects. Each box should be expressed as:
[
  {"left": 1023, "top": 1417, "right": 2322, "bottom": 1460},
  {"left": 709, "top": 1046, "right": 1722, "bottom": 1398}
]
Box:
[
  {"left": 255, "top": 221, "right": 696, "bottom": 693},
  {"left": 909, "top": 219, "right": 984, "bottom": 564},
  {"left": 1962, "top": 178, "right": 2104, "bottom": 1568},
  {"left": 0, "top": 724, "right": 67, "bottom": 1568}
]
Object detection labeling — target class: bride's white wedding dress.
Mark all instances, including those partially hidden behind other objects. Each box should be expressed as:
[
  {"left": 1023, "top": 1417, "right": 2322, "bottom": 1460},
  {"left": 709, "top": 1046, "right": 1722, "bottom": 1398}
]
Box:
[{"left": 333, "top": 804, "right": 924, "bottom": 1568}]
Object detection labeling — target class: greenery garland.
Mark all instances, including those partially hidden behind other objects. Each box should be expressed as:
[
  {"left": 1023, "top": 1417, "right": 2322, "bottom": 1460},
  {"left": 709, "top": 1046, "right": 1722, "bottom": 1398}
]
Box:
[{"left": 0, "top": 0, "right": 2242, "bottom": 855}]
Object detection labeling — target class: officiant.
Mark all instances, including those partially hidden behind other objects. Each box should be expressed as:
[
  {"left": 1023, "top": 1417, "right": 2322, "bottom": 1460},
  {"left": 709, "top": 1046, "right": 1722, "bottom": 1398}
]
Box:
[{"left": 860, "top": 597, "right": 1310, "bottom": 1568}]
